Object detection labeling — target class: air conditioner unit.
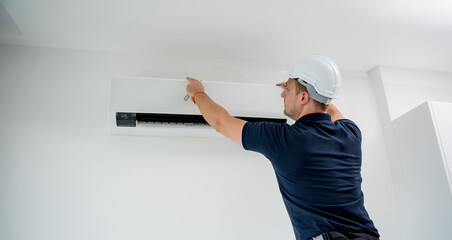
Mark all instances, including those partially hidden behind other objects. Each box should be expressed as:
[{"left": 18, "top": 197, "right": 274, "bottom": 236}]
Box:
[{"left": 109, "top": 77, "right": 289, "bottom": 137}]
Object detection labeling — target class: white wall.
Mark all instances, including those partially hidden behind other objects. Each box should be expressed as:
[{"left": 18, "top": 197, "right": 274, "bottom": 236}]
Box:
[
  {"left": 370, "top": 66, "right": 452, "bottom": 240},
  {"left": 0, "top": 45, "right": 396, "bottom": 240},
  {"left": 431, "top": 102, "right": 452, "bottom": 183},
  {"left": 378, "top": 66, "right": 452, "bottom": 120},
  {"left": 392, "top": 102, "right": 452, "bottom": 239}
]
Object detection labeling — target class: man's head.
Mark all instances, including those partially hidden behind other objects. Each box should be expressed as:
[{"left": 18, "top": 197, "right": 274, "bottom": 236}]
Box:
[
  {"left": 279, "top": 54, "right": 341, "bottom": 120},
  {"left": 281, "top": 54, "right": 341, "bottom": 105},
  {"left": 279, "top": 78, "right": 327, "bottom": 120}
]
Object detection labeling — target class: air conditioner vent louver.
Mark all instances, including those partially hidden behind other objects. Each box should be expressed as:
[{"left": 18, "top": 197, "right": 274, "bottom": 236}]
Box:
[{"left": 116, "top": 112, "right": 286, "bottom": 127}]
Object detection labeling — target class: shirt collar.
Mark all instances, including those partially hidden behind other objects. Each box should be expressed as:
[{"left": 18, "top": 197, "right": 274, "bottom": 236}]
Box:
[{"left": 296, "top": 113, "right": 331, "bottom": 123}]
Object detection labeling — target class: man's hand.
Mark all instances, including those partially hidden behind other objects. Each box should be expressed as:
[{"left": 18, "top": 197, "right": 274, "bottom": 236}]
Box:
[
  {"left": 276, "top": 82, "right": 287, "bottom": 89},
  {"left": 326, "top": 103, "right": 345, "bottom": 122},
  {"left": 186, "top": 77, "right": 205, "bottom": 96}
]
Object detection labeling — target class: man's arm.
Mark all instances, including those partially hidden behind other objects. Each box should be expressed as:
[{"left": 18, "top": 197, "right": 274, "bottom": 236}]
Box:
[
  {"left": 326, "top": 103, "right": 345, "bottom": 122},
  {"left": 186, "top": 77, "right": 247, "bottom": 146}
]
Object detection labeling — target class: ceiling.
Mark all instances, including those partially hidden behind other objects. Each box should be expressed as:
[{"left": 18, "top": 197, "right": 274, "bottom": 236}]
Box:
[{"left": 1, "top": 0, "right": 452, "bottom": 73}]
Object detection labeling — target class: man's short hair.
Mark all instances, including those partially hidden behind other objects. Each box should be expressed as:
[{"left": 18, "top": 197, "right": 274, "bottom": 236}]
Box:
[{"left": 294, "top": 81, "right": 328, "bottom": 111}]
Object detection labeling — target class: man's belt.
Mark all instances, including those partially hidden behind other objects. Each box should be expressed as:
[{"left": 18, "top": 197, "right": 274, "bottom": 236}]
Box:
[{"left": 311, "top": 231, "right": 380, "bottom": 240}]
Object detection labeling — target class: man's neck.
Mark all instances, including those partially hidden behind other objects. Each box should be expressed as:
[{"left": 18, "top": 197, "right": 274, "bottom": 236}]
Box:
[{"left": 295, "top": 105, "right": 326, "bottom": 121}]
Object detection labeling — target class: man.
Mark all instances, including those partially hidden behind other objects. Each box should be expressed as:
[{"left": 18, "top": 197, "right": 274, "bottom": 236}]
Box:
[{"left": 185, "top": 54, "right": 379, "bottom": 240}]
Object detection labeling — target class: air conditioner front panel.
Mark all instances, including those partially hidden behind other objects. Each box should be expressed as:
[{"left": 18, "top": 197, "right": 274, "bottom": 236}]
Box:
[{"left": 109, "top": 77, "right": 288, "bottom": 137}]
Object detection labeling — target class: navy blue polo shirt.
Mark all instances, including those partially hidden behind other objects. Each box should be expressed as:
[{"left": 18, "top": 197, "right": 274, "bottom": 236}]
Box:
[{"left": 242, "top": 113, "right": 379, "bottom": 240}]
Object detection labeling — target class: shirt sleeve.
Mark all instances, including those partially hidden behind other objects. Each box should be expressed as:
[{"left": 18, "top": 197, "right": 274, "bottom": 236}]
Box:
[
  {"left": 241, "top": 121, "right": 284, "bottom": 161},
  {"left": 336, "top": 119, "right": 362, "bottom": 142}
]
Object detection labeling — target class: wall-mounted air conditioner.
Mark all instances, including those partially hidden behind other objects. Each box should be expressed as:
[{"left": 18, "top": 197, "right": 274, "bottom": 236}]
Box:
[{"left": 109, "top": 77, "right": 288, "bottom": 137}]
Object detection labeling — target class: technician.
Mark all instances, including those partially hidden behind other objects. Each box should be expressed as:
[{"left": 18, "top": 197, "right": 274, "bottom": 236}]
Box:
[{"left": 185, "top": 54, "right": 380, "bottom": 240}]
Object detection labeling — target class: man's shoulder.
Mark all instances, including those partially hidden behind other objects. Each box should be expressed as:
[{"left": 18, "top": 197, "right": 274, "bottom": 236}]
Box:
[{"left": 335, "top": 119, "right": 362, "bottom": 140}]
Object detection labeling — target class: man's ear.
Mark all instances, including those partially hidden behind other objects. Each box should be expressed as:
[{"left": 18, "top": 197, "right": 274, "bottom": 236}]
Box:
[{"left": 300, "top": 91, "right": 310, "bottom": 105}]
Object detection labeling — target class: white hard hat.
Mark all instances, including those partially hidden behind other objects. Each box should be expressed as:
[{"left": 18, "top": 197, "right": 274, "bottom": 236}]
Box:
[{"left": 281, "top": 54, "right": 341, "bottom": 104}]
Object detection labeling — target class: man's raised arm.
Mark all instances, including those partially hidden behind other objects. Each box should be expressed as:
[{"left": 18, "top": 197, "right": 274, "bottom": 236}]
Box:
[{"left": 186, "top": 77, "right": 247, "bottom": 146}]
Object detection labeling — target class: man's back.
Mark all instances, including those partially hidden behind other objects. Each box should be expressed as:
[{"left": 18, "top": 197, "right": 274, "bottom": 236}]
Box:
[{"left": 242, "top": 113, "right": 379, "bottom": 240}]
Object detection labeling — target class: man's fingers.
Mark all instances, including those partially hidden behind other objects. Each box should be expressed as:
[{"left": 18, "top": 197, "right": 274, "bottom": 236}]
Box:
[
  {"left": 186, "top": 77, "right": 199, "bottom": 82},
  {"left": 276, "top": 82, "right": 287, "bottom": 87}
]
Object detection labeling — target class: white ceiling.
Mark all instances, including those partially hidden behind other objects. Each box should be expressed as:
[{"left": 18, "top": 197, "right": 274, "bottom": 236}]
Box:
[{"left": 1, "top": 0, "right": 452, "bottom": 73}]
